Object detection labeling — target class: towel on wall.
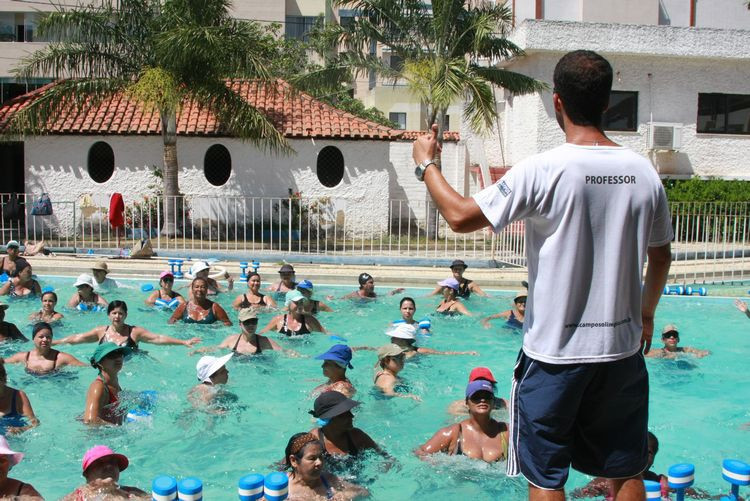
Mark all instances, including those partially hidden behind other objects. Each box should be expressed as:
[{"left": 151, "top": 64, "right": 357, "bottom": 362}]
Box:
[{"left": 109, "top": 193, "right": 125, "bottom": 229}]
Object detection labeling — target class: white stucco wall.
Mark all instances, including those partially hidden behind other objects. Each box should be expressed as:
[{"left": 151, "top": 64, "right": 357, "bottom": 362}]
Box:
[
  {"left": 22, "top": 134, "right": 466, "bottom": 238},
  {"left": 464, "top": 21, "right": 750, "bottom": 181}
]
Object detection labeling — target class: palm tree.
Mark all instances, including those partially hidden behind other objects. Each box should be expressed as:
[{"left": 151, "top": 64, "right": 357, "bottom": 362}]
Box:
[
  {"left": 9, "top": 0, "right": 288, "bottom": 236},
  {"left": 329, "top": 0, "right": 546, "bottom": 237}
]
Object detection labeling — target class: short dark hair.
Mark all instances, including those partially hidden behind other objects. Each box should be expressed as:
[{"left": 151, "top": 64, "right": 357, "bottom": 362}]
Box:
[
  {"left": 41, "top": 291, "right": 58, "bottom": 302},
  {"left": 32, "top": 322, "right": 53, "bottom": 338},
  {"left": 107, "top": 300, "right": 128, "bottom": 314},
  {"left": 400, "top": 297, "right": 415, "bottom": 308},
  {"left": 553, "top": 50, "right": 613, "bottom": 127}
]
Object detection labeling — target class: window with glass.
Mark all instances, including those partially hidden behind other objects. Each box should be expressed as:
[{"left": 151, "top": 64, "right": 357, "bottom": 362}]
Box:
[
  {"left": 388, "top": 53, "right": 404, "bottom": 72},
  {"left": 339, "top": 9, "right": 355, "bottom": 27},
  {"left": 389, "top": 112, "right": 407, "bottom": 130},
  {"left": 603, "top": 91, "right": 638, "bottom": 132},
  {"left": 697, "top": 93, "right": 750, "bottom": 135},
  {"left": 285, "top": 16, "right": 317, "bottom": 41}
]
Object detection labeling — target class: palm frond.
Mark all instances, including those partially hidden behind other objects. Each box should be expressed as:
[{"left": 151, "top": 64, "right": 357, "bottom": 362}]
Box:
[
  {"left": 13, "top": 43, "right": 137, "bottom": 80},
  {"left": 462, "top": 74, "right": 496, "bottom": 132},
  {"left": 472, "top": 65, "right": 549, "bottom": 95}
]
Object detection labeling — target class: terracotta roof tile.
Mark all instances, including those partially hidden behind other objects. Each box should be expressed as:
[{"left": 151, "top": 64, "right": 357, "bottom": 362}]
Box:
[
  {"left": 392, "top": 130, "right": 460, "bottom": 142},
  {"left": 0, "top": 79, "right": 460, "bottom": 142}
]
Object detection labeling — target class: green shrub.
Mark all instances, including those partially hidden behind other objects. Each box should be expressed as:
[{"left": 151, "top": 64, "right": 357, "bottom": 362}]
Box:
[{"left": 663, "top": 178, "right": 750, "bottom": 202}]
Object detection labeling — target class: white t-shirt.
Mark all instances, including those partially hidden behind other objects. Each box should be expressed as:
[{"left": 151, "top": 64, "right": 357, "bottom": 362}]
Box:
[
  {"left": 474, "top": 144, "right": 673, "bottom": 364},
  {"left": 93, "top": 276, "right": 122, "bottom": 292}
]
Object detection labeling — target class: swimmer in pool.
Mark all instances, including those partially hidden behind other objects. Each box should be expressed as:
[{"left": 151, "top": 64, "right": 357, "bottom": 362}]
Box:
[
  {"left": 267, "top": 263, "right": 297, "bottom": 295},
  {"left": 169, "top": 278, "right": 233, "bottom": 326},
  {"left": 260, "top": 290, "right": 327, "bottom": 336},
  {"left": 342, "top": 273, "right": 404, "bottom": 300},
  {"left": 0, "top": 360, "right": 38, "bottom": 434},
  {"left": 5, "top": 322, "right": 85, "bottom": 374},
  {"left": 374, "top": 344, "right": 420, "bottom": 401},
  {"left": 91, "top": 261, "right": 122, "bottom": 292},
  {"left": 416, "top": 380, "right": 508, "bottom": 463},
  {"left": 394, "top": 297, "right": 430, "bottom": 334},
  {"left": 193, "top": 309, "right": 286, "bottom": 356},
  {"left": 145, "top": 271, "right": 185, "bottom": 309},
  {"left": 231, "top": 272, "right": 277, "bottom": 310},
  {"left": 354, "top": 323, "right": 477, "bottom": 358},
  {"left": 427, "top": 259, "right": 488, "bottom": 298},
  {"left": 62, "top": 445, "right": 147, "bottom": 500},
  {"left": 735, "top": 298, "right": 750, "bottom": 320},
  {"left": 57, "top": 300, "right": 201, "bottom": 349},
  {"left": 0, "top": 260, "right": 41, "bottom": 298},
  {"left": 84, "top": 343, "right": 129, "bottom": 425},
  {"left": 0, "top": 303, "right": 27, "bottom": 342},
  {"left": 189, "top": 353, "right": 233, "bottom": 413},
  {"left": 67, "top": 274, "right": 108, "bottom": 310},
  {"left": 312, "top": 345, "right": 356, "bottom": 398},
  {"left": 284, "top": 432, "right": 369, "bottom": 501},
  {"left": 481, "top": 293, "right": 526, "bottom": 329},
  {"left": 297, "top": 280, "right": 333, "bottom": 314},
  {"left": 29, "top": 290, "right": 64, "bottom": 323},
  {"left": 187, "top": 261, "right": 233, "bottom": 296},
  {"left": 646, "top": 324, "right": 710, "bottom": 359},
  {"left": 434, "top": 279, "right": 471, "bottom": 316},
  {"left": 447, "top": 367, "right": 508, "bottom": 416},
  {"left": 0, "top": 241, "right": 22, "bottom": 278},
  {"left": 0, "top": 436, "right": 43, "bottom": 499}
]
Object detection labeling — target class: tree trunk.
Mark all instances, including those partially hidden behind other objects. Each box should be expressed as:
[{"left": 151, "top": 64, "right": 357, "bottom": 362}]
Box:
[
  {"left": 425, "top": 107, "right": 446, "bottom": 240},
  {"left": 161, "top": 110, "right": 181, "bottom": 237}
]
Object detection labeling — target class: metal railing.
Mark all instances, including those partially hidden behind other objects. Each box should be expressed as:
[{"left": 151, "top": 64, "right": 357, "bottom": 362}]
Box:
[{"left": 3, "top": 193, "right": 750, "bottom": 281}]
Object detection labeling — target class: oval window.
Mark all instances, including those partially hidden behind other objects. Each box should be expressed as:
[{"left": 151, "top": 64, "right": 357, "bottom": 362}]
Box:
[
  {"left": 87, "top": 141, "right": 115, "bottom": 183},
  {"left": 316, "top": 146, "right": 344, "bottom": 188},
  {"left": 204, "top": 144, "right": 232, "bottom": 186}
]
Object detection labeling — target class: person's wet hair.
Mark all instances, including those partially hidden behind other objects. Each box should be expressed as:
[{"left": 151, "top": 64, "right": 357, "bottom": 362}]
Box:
[
  {"left": 400, "top": 297, "right": 416, "bottom": 308},
  {"left": 32, "top": 322, "right": 52, "bottom": 339},
  {"left": 553, "top": 50, "right": 613, "bottom": 128},
  {"left": 41, "top": 291, "right": 58, "bottom": 302},
  {"left": 14, "top": 259, "right": 31, "bottom": 275},
  {"left": 647, "top": 431, "right": 658, "bottom": 454},
  {"left": 245, "top": 272, "right": 260, "bottom": 282},
  {"left": 107, "top": 300, "right": 128, "bottom": 315}
]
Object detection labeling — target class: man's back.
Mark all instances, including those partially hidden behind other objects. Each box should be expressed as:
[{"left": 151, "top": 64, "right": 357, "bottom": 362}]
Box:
[{"left": 475, "top": 143, "right": 671, "bottom": 363}]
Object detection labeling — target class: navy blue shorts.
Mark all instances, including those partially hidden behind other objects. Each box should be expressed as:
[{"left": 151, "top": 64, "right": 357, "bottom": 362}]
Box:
[{"left": 506, "top": 350, "right": 649, "bottom": 490}]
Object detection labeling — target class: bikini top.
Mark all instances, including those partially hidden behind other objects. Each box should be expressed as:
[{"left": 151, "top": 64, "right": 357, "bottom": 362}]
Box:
[
  {"left": 99, "top": 325, "right": 138, "bottom": 349},
  {"left": 96, "top": 376, "right": 121, "bottom": 424},
  {"left": 232, "top": 334, "right": 263, "bottom": 355},
  {"left": 279, "top": 314, "right": 310, "bottom": 336},
  {"left": 24, "top": 350, "right": 59, "bottom": 374}
]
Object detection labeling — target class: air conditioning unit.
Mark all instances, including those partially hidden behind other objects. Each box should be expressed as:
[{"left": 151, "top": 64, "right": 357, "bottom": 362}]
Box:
[{"left": 648, "top": 122, "right": 682, "bottom": 151}]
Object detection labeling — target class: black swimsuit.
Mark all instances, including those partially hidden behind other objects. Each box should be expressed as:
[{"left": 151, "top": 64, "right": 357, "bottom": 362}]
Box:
[
  {"left": 24, "top": 350, "right": 58, "bottom": 374},
  {"left": 457, "top": 279, "right": 472, "bottom": 299},
  {"left": 99, "top": 325, "right": 138, "bottom": 349},
  {"left": 279, "top": 314, "right": 311, "bottom": 336},
  {"left": 239, "top": 293, "right": 267, "bottom": 308}
]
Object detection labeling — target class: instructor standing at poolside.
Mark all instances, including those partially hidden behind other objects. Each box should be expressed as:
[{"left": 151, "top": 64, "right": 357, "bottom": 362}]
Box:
[{"left": 412, "top": 50, "right": 673, "bottom": 500}]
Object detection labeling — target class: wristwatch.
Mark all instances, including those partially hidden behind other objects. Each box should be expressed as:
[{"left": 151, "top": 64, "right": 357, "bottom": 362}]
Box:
[{"left": 414, "top": 160, "right": 437, "bottom": 181}]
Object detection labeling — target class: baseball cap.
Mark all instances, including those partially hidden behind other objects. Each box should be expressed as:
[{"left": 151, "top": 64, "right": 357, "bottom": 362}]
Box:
[
  {"left": 278, "top": 264, "right": 295, "bottom": 274},
  {"left": 285, "top": 289, "right": 305, "bottom": 306},
  {"left": 450, "top": 259, "right": 467, "bottom": 269},
  {"left": 514, "top": 293, "right": 527, "bottom": 303},
  {"left": 468, "top": 367, "right": 497, "bottom": 383},
  {"left": 662, "top": 324, "right": 679, "bottom": 335},
  {"left": 377, "top": 343, "right": 408, "bottom": 360},
  {"left": 73, "top": 273, "right": 95, "bottom": 288},
  {"left": 358, "top": 273, "right": 373, "bottom": 286},
  {"left": 91, "top": 261, "right": 109, "bottom": 273},
  {"left": 196, "top": 353, "right": 233, "bottom": 383},
  {"left": 159, "top": 271, "right": 174, "bottom": 280},
  {"left": 81, "top": 445, "right": 128, "bottom": 476},
  {"left": 315, "top": 344, "right": 353, "bottom": 369},
  {"left": 238, "top": 308, "right": 258, "bottom": 322},
  {"left": 296, "top": 280, "right": 314, "bottom": 290},
  {"left": 438, "top": 278, "right": 459, "bottom": 290},
  {"left": 5, "top": 240, "right": 19, "bottom": 249},
  {"left": 386, "top": 323, "right": 416, "bottom": 340},
  {"left": 309, "top": 391, "right": 360, "bottom": 420},
  {"left": 466, "top": 380, "right": 495, "bottom": 398},
  {"left": 90, "top": 342, "right": 131, "bottom": 367}
]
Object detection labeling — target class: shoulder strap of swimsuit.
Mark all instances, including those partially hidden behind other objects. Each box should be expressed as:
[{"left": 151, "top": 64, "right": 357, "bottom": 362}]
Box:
[
  {"left": 15, "top": 481, "right": 24, "bottom": 496},
  {"left": 52, "top": 350, "right": 59, "bottom": 369},
  {"left": 317, "top": 427, "right": 328, "bottom": 452},
  {"left": 453, "top": 423, "right": 463, "bottom": 455},
  {"left": 10, "top": 389, "right": 18, "bottom": 414},
  {"left": 320, "top": 474, "right": 333, "bottom": 499},
  {"left": 231, "top": 334, "right": 242, "bottom": 352},
  {"left": 24, "top": 351, "right": 30, "bottom": 366}
]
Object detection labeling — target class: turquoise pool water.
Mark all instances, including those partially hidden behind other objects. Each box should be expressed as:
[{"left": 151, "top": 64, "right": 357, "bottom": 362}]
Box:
[{"left": 2, "top": 276, "right": 750, "bottom": 499}]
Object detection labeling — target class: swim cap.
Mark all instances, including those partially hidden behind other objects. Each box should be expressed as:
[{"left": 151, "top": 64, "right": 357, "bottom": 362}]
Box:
[{"left": 358, "top": 273, "right": 373, "bottom": 286}]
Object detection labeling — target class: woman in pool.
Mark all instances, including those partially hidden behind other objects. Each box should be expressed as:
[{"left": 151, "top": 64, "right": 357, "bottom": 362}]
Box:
[
  {"left": 374, "top": 344, "right": 420, "bottom": 401},
  {"left": 297, "top": 280, "right": 333, "bottom": 314},
  {"left": 231, "top": 272, "right": 277, "bottom": 309},
  {"left": 0, "top": 436, "right": 43, "bottom": 499},
  {"left": 416, "top": 380, "right": 508, "bottom": 463},
  {"left": 0, "top": 260, "right": 41, "bottom": 298},
  {"left": 189, "top": 353, "right": 233, "bottom": 413},
  {"left": 188, "top": 261, "right": 233, "bottom": 296},
  {"left": 312, "top": 345, "right": 355, "bottom": 398},
  {"left": 383, "top": 323, "right": 477, "bottom": 358},
  {"left": 646, "top": 324, "right": 710, "bottom": 359},
  {"left": 29, "top": 290, "right": 64, "bottom": 323},
  {"left": 435, "top": 279, "right": 471, "bottom": 316},
  {"left": 0, "top": 360, "right": 38, "bottom": 434},
  {"left": 428, "top": 259, "right": 488, "bottom": 298},
  {"left": 194, "top": 309, "right": 284, "bottom": 356},
  {"left": 5, "top": 322, "right": 86, "bottom": 374},
  {"left": 343, "top": 273, "right": 404, "bottom": 300},
  {"left": 145, "top": 271, "right": 185, "bottom": 309},
  {"left": 307, "top": 391, "right": 381, "bottom": 465},
  {"left": 480, "top": 293, "right": 526, "bottom": 329},
  {"left": 62, "top": 445, "right": 147, "bottom": 500},
  {"left": 266, "top": 263, "right": 297, "bottom": 296},
  {"left": 67, "top": 274, "right": 108, "bottom": 310},
  {"left": 284, "top": 432, "right": 368, "bottom": 500},
  {"left": 84, "top": 342, "right": 128, "bottom": 425},
  {"left": 260, "top": 290, "right": 327, "bottom": 336},
  {"left": 56, "top": 300, "right": 201, "bottom": 349},
  {"left": 393, "top": 297, "right": 431, "bottom": 334},
  {"left": 169, "top": 278, "right": 232, "bottom": 326},
  {"left": 0, "top": 241, "right": 23, "bottom": 278},
  {"left": 0, "top": 304, "right": 26, "bottom": 342},
  {"left": 447, "top": 367, "right": 507, "bottom": 416}
]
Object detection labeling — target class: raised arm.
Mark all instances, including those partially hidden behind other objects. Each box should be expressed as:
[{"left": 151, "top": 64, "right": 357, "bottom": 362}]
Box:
[
  {"left": 168, "top": 303, "right": 187, "bottom": 324},
  {"left": 417, "top": 346, "right": 478, "bottom": 356},
  {"left": 132, "top": 327, "right": 200, "bottom": 347},
  {"left": 53, "top": 327, "right": 102, "bottom": 345},
  {"left": 641, "top": 243, "right": 672, "bottom": 354},
  {"left": 481, "top": 311, "right": 510, "bottom": 328},
  {"left": 213, "top": 303, "right": 233, "bottom": 326},
  {"left": 58, "top": 351, "right": 87, "bottom": 367},
  {"left": 415, "top": 425, "right": 457, "bottom": 458},
  {"left": 3, "top": 352, "right": 28, "bottom": 365},
  {"left": 469, "top": 282, "right": 489, "bottom": 297}
]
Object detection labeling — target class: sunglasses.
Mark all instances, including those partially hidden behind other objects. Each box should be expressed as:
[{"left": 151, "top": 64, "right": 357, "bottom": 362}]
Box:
[
  {"left": 162, "top": 278, "right": 174, "bottom": 283},
  {"left": 242, "top": 319, "right": 258, "bottom": 325},
  {"left": 469, "top": 391, "right": 493, "bottom": 403},
  {"left": 662, "top": 332, "right": 679, "bottom": 340}
]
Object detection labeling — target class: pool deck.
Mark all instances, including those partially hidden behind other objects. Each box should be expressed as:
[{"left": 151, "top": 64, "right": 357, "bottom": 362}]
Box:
[{"left": 21, "top": 253, "right": 750, "bottom": 290}]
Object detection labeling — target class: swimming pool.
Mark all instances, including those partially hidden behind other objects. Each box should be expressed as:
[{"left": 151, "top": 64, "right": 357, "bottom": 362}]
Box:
[{"left": 2, "top": 275, "right": 749, "bottom": 499}]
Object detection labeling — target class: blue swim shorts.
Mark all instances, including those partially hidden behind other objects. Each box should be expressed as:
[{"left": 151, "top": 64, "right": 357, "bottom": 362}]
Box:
[{"left": 506, "top": 350, "right": 649, "bottom": 490}]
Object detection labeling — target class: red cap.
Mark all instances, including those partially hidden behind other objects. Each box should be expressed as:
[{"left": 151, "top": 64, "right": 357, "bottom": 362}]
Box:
[{"left": 469, "top": 367, "right": 496, "bottom": 383}]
